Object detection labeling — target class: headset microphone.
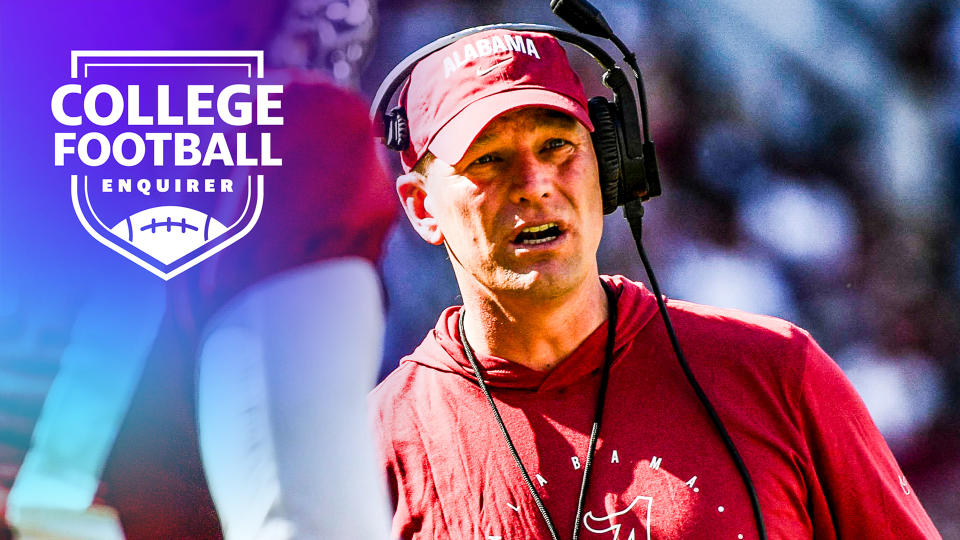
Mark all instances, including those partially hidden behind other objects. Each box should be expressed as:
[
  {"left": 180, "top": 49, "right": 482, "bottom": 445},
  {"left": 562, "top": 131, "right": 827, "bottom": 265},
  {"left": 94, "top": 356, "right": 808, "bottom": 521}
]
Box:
[
  {"left": 550, "top": 0, "right": 615, "bottom": 39},
  {"left": 552, "top": 0, "right": 661, "bottom": 205}
]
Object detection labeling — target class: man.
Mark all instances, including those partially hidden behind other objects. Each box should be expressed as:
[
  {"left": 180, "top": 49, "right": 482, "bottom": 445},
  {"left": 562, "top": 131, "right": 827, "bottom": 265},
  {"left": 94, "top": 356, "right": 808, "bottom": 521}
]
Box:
[{"left": 369, "top": 29, "right": 941, "bottom": 539}]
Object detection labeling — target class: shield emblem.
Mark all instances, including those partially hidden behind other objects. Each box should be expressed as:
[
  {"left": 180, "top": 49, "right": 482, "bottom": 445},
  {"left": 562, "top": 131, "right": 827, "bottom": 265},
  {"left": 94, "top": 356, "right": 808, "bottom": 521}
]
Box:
[{"left": 60, "top": 51, "right": 275, "bottom": 279}]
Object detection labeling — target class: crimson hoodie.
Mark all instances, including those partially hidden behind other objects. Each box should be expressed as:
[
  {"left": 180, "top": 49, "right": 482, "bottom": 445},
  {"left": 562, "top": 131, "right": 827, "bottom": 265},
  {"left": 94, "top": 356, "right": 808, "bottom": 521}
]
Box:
[{"left": 370, "top": 275, "right": 940, "bottom": 539}]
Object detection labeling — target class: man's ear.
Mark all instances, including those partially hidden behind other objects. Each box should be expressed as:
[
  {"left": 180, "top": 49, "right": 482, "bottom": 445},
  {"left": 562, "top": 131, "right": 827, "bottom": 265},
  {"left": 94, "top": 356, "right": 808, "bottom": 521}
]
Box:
[{"left": 396, "top": 173, "right": 444, "bottom": 245}]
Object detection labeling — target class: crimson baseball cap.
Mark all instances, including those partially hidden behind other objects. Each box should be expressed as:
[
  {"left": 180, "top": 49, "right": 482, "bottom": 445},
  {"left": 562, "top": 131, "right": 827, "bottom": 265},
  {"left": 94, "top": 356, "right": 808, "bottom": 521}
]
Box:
[{"left": 398, "top": 29, "right": 594, "bottom": 172}]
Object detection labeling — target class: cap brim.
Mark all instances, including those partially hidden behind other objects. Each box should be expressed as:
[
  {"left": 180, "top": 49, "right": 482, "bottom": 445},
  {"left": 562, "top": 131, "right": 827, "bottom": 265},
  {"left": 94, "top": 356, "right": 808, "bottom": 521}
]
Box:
[{"left": 427, "top": 89, "right": 595, "bottom": 167}]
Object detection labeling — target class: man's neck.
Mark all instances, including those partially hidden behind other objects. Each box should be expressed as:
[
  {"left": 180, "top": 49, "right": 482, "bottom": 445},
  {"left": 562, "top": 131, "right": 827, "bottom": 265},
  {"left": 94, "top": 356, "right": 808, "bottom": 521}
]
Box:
[{"left": 459, "top": 275, "right": 609, "bottom": 372}]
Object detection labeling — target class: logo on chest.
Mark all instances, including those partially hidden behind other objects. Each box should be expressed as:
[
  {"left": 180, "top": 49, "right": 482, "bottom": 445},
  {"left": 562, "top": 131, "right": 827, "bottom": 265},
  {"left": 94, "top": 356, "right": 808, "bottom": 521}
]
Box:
[{"left": 582, "top": 495, "right": 653, "bottom": 540}]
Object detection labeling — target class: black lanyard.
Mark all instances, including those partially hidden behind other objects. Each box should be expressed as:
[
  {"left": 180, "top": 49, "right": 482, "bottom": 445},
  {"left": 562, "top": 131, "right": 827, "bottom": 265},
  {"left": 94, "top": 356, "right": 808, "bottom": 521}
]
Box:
[{"left": 458, "top": 279, "right": 618, "bottom": 540}]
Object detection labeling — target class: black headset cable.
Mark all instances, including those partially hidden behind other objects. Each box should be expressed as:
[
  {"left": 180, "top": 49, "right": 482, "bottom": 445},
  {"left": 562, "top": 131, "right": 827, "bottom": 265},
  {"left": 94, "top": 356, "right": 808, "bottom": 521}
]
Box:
[
  {"left": 458, "top": 280, "right": 618, "bottom": 540},
  {"left": 624, "top": 199, "right": 768, "bottom": 540}
]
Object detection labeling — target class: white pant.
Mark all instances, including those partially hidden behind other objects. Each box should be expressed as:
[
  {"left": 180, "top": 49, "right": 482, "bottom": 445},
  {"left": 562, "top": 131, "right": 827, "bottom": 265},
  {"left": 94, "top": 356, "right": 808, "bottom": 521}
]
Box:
[{"left": 196, "top": 258, "right": 391, "bottom": 540}]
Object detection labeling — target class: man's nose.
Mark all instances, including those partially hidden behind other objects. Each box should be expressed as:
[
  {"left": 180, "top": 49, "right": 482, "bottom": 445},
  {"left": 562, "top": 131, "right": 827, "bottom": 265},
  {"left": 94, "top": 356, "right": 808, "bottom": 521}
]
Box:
[{"left": 509, "top": 152, "right": 555, "bottom": 206}]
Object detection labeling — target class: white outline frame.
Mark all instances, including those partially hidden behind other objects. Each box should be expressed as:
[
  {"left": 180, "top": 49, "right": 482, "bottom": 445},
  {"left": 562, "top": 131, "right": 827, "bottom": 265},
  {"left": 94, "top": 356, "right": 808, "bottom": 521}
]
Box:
[{"left": 71, "top": 50, "right": 264, "bottom": 79}]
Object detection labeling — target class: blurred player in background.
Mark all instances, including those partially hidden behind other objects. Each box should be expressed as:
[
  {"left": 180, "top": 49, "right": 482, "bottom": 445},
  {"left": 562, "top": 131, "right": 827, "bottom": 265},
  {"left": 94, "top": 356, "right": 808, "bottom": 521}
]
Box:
[
  {"left": 193, "top": 0, "right": 395, "bottom": 537},
  {"left": 0, "top": 1, "right": 401, "bottom": 538},
  {"left": 103, "top": 0, "right": 396, "bottom": 538},
  {"left": 192, "top": 76, "right": 395, "bottom": 538}
]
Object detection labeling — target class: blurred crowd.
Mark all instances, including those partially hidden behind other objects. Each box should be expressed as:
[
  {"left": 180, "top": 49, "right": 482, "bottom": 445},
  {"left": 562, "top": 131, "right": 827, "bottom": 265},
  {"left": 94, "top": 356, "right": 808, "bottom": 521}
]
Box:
[{"left": 369, "top": 1, "right": 960, "bottom": 536}]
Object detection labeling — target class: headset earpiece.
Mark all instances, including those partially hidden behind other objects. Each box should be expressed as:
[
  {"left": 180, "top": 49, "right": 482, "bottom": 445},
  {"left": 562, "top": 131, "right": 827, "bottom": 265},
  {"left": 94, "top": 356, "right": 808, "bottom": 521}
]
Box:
[
  {"left": 587, "top": 97, "right": 622, "bottom": 215},
  {"left": 384, "top": 106, "right": 410, "bottom": 151}
]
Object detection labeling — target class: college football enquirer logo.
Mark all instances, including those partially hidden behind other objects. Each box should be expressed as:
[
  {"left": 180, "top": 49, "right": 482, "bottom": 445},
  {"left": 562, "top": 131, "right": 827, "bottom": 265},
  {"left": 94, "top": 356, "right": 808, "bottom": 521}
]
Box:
[{"left": 53, "top": 51, "right": 282, "bottom": 279}]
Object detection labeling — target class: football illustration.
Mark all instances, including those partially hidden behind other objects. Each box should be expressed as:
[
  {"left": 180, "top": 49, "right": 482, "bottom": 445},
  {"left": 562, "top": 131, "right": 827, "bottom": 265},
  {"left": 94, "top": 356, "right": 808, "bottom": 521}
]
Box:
[{"left": 110, "top": 205, "right": 229, "bottom": 264}]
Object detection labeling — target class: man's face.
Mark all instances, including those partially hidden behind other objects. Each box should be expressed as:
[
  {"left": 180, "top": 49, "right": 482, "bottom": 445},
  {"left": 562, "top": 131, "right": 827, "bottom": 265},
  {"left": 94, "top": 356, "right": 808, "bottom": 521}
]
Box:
[{"left": 404, "top": 107, "right": 604, "bottom": 299}]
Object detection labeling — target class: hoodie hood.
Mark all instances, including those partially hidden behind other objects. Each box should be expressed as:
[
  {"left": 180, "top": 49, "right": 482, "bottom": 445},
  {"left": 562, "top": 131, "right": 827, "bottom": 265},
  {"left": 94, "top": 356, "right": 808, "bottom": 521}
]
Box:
[{"left": 399, "top": 275, "right": 660, "bottom": 392}]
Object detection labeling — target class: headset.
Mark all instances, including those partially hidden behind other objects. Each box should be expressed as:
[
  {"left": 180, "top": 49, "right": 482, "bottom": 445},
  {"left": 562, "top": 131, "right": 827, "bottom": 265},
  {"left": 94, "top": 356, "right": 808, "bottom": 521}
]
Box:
[
  {"left": 371, "top": 23, "right": 660, "bottom": 215},
  {"left": 370, "top": 1, "right": 768, "bottom": 538}
]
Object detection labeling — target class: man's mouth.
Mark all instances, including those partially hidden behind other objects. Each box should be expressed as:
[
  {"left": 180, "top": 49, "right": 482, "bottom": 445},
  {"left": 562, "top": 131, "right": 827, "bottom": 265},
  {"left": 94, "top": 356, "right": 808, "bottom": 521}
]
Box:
[{"left": 513, "top": 222, "right": 562, "bottom": 245}]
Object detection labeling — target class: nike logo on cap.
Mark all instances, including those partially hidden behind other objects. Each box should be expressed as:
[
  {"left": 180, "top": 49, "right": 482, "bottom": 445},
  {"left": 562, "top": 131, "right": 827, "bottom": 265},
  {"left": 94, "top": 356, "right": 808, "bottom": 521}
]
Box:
[{"left": 477, "top": 59, "right": 512, "bottom": 76}]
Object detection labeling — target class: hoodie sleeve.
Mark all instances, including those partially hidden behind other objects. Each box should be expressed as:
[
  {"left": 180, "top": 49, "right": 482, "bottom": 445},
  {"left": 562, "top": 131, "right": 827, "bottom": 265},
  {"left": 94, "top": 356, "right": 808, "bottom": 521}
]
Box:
[{"left": 795, "top": 334, "right": 940, "bottom": 538}]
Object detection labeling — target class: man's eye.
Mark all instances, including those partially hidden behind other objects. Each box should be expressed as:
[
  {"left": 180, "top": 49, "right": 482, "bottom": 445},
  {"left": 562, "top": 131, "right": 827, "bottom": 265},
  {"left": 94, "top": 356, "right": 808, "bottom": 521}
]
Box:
[
  {"left": 471, "top": 154, "right": 498, "bottom": 166},
  {"left": 544, "top": 138, "right": 570, "bottom": 150}
]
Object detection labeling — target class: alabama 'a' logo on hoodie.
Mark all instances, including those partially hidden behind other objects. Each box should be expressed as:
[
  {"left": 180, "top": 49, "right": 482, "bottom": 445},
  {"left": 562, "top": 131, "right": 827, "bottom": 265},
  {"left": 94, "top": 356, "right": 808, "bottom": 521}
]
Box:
[{"left": 582, "top": 495, "right": 653, "bottom": 540}]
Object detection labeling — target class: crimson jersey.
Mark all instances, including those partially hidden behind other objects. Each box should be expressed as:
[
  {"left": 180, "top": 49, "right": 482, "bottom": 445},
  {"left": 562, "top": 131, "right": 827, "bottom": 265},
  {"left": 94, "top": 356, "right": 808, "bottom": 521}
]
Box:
[{"left": 370, "top": 275, "right": 940, "bottom": 539}]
